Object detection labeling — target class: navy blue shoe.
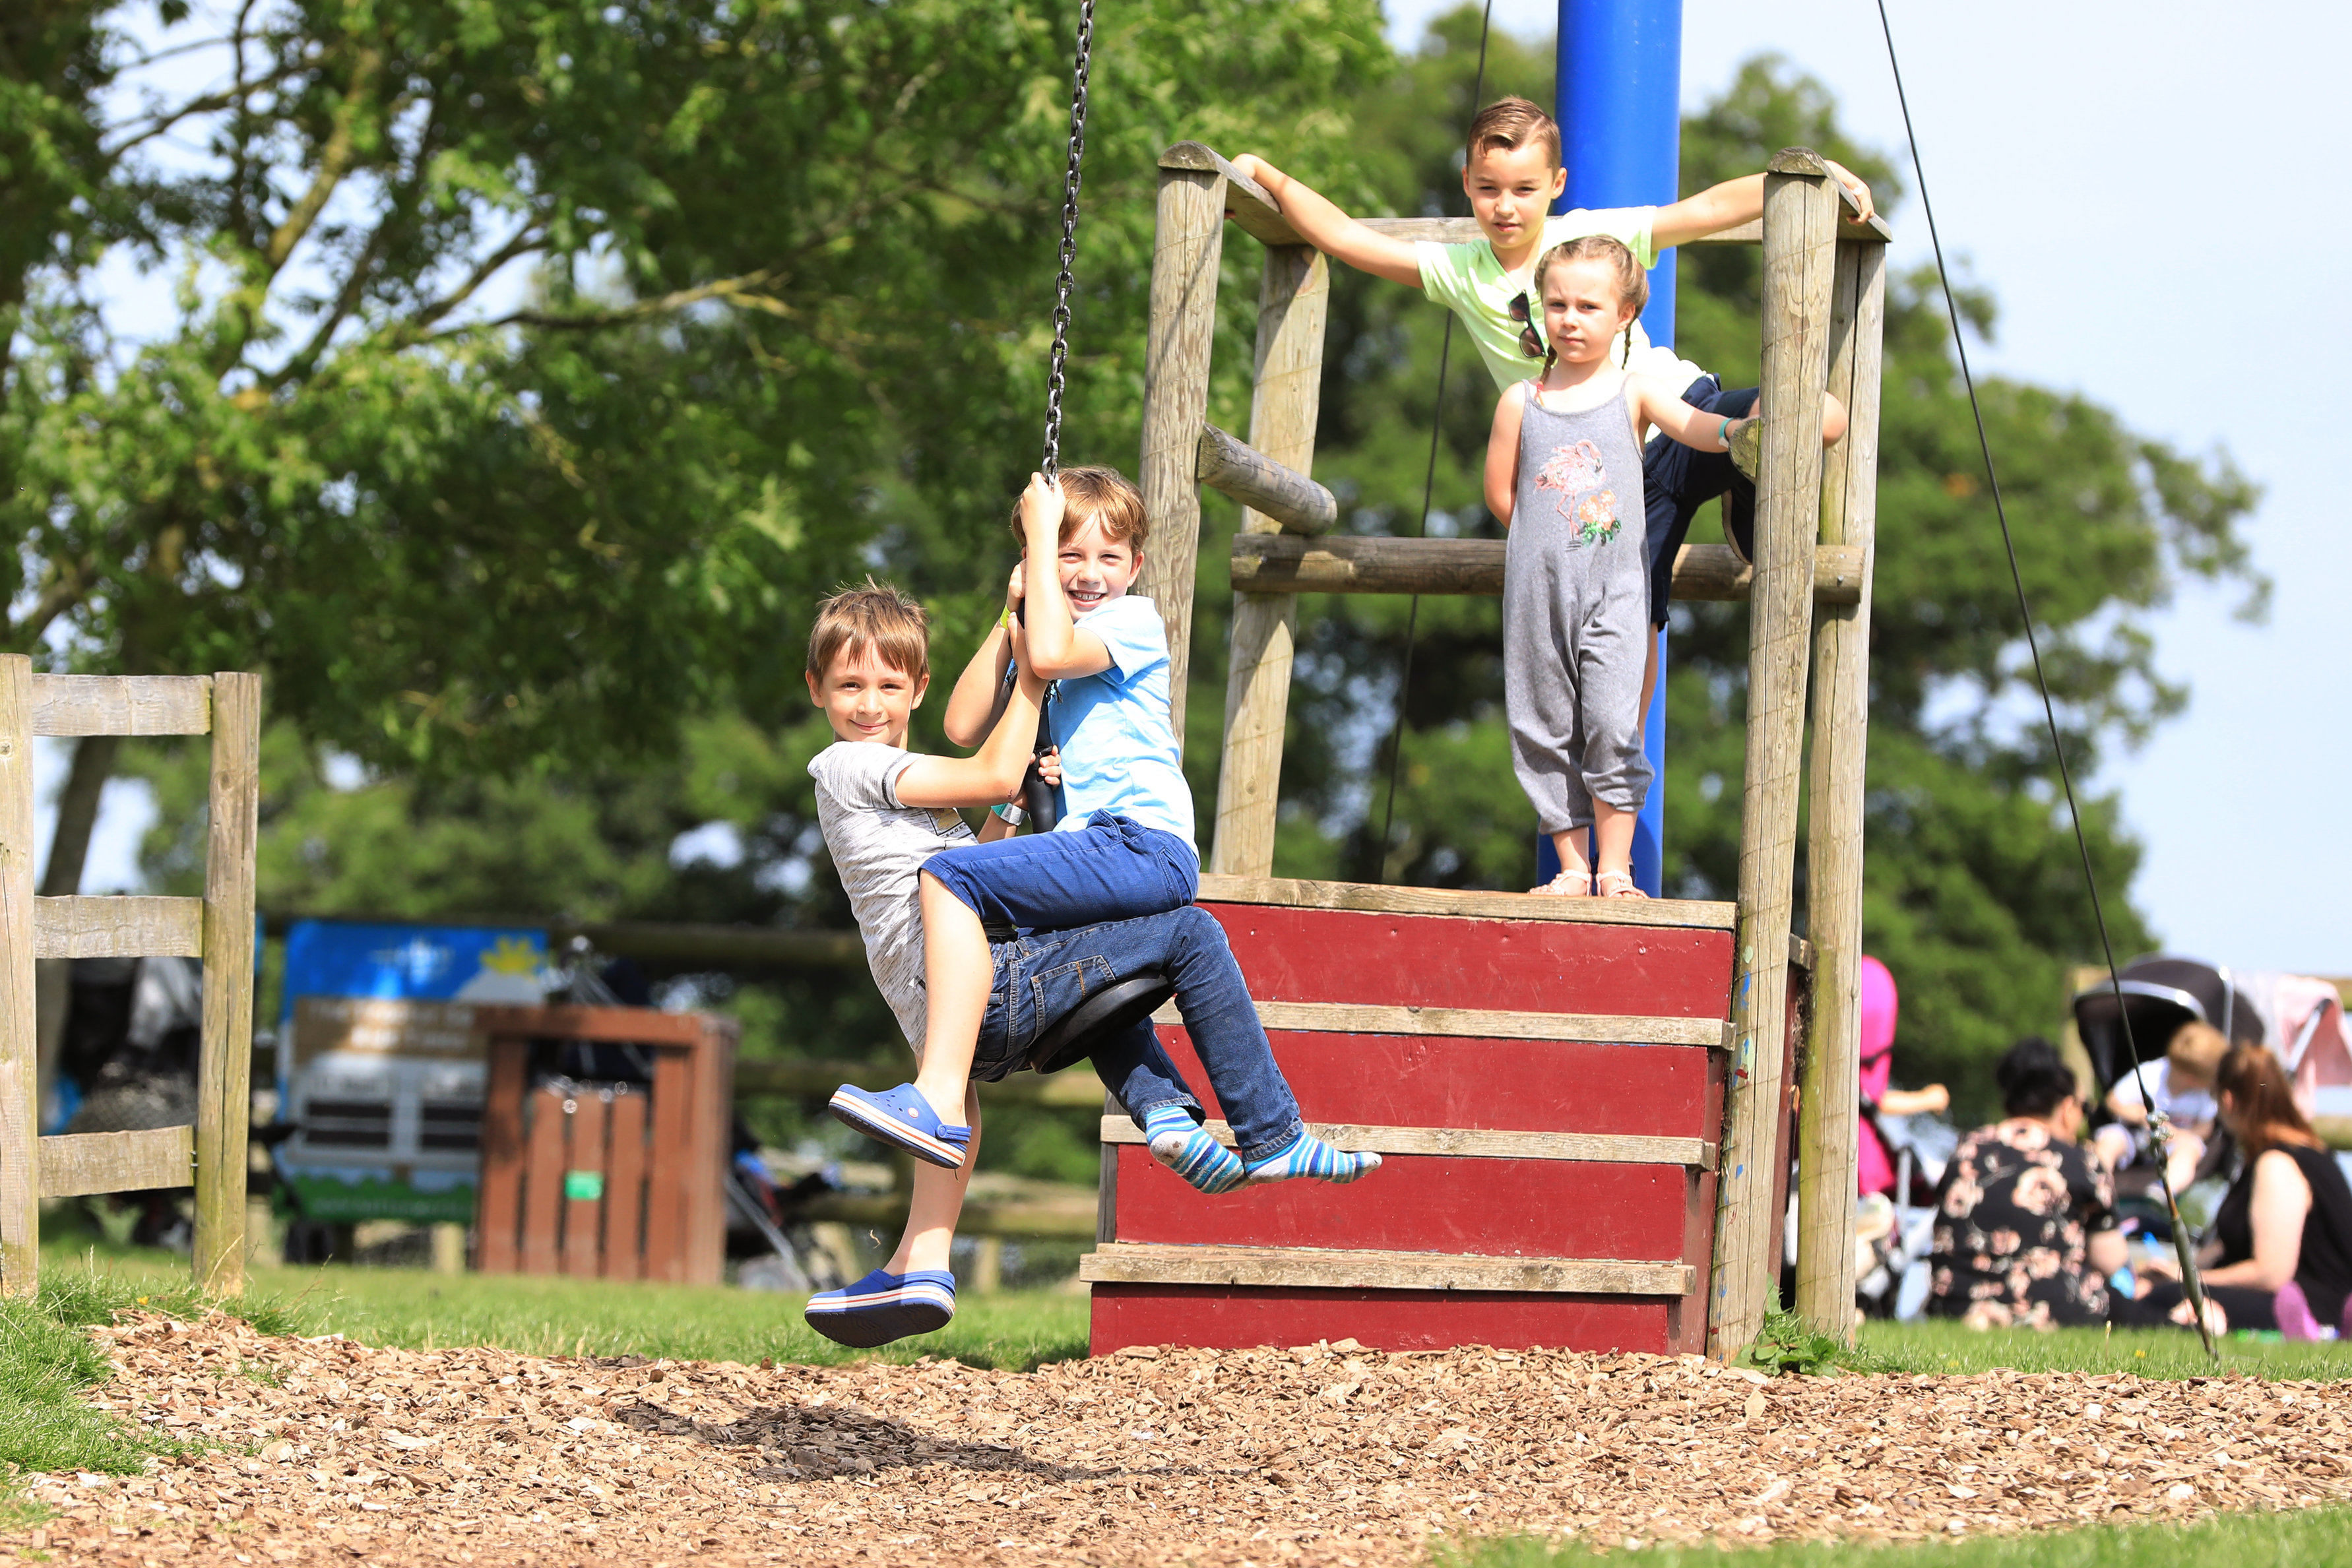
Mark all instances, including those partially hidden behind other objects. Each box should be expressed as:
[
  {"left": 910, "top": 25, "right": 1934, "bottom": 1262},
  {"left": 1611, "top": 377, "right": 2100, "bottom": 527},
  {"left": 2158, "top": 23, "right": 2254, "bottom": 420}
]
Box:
[
  {"left": 827, "top": 1081, "right": 971, "bottom": 1169},
  {"left": 804, "top": 1268, "right": 957, "bottom": 1348}
]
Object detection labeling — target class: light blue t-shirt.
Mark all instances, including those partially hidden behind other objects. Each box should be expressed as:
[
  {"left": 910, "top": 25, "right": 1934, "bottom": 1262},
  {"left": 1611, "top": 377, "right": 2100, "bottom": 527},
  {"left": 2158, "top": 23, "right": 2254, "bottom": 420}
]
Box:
[{"left": 1046, "top": 595, "right": 1195, "bottom": 851}]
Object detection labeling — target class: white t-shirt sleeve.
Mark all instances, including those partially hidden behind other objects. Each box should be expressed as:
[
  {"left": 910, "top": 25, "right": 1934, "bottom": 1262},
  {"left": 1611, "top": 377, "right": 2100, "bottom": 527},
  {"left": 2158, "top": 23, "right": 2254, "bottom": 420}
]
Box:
[
  {"left": 1083, "top": 597, "right": 1169, "bottom": 681},
  {"left": 807, "top": 741, "right": 919, "bottom": 811}
]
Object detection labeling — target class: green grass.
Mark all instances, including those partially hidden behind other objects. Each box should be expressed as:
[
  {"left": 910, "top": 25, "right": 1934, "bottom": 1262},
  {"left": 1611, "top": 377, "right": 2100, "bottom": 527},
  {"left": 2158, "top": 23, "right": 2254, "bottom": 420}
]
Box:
[
  {"left": 0, "top": 1265, "right": 302, "bottom": 1524},
  {"left": 1857, "top": 1318, "right": 2352, "bottom": 1382},
  {"left": 1449, "top": 1505, "right": 2352, "bottom": 1566},
  {"left": 41, "top": 1243, "right": 1090, "bottom": 1370}
]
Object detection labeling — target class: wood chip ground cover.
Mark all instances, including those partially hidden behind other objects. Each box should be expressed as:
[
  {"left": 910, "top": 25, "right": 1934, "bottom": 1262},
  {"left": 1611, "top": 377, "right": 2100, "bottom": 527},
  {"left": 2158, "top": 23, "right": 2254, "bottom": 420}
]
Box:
[{"left": 14, "top": 1312, "right": 2352, "bottom": 1565}]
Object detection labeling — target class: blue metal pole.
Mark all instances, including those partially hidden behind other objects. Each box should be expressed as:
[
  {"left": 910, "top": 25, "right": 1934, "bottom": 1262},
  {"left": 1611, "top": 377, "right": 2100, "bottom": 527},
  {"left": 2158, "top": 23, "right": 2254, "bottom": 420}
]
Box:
[{"left": 1542, "top": 0, "right": 1681, "bottom": 897}]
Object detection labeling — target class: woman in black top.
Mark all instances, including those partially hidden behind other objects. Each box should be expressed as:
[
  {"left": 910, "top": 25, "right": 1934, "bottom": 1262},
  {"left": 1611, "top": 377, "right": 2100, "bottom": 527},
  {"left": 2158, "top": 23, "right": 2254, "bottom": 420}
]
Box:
[{"left": 2117, "top": 1043, "right": 2352, "bottom": 1336}]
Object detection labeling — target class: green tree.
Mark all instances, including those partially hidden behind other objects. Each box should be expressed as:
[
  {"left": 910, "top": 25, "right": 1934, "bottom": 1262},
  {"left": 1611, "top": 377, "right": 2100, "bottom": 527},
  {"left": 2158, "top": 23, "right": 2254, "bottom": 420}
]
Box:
[
  {"left": 5, "top": 0, "right": 1388, "bottom": 894},
  {"left": 100, "top": 0, "right": 1395, "bottom": 1179}
]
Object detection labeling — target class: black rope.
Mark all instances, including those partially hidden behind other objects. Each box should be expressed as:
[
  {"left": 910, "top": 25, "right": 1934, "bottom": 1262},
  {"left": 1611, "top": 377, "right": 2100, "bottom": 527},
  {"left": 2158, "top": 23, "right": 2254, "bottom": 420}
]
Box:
[
  {"left": 1874, "top": 0, "right": 2217, "bottom": 1360},
  {"left": 1375, "top": 0, "right": 1495, "bottom": 879}
]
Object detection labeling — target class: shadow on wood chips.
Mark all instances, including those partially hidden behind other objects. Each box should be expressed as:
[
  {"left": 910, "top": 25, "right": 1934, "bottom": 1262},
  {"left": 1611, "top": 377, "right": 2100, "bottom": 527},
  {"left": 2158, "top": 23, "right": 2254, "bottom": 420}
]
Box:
[{"left": 15, "top": 1311, "right": 2352, "bottom": 1567}]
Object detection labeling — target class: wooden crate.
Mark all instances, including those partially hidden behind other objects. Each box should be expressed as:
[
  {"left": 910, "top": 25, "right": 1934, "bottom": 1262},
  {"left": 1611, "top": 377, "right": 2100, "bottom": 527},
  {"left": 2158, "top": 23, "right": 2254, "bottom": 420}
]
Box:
[
  {"left": 1084, "top": 879, "right": 1804, "bottom": 1355},
  {"left": 472, "top": 1005, "right": 736, "bottom": 1285}
]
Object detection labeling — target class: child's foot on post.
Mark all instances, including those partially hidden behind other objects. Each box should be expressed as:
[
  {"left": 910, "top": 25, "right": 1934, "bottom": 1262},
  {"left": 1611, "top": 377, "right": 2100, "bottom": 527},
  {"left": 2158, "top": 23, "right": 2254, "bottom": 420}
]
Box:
[
  {"left": 1594, "top": 869, "right": 1649, "bottom": 899},
  {"left": 1728, "top": 417, "right": 1762, "bottom": 483},
  {"left": 827, "top": 1082, "right": 971, "bottom": 1169},
  {"left": 1141, "top": 1104, "right": 1245, "bottom": 1195},
  {"left": 1533, "top": 869, "right": 1591, "bottom": 896},
  {"left": 804, "top": 1268, "right": 956, "bottom": 1348},
  {"left": 1244, "top": 1129, "right": 1381, "bottom": 1186}
]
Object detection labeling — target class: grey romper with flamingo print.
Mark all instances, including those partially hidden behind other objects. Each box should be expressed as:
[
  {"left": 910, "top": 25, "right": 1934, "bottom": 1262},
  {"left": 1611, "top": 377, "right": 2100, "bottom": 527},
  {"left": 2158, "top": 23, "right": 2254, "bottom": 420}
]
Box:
[{"left": 1504, "top": 377, "right": 1655, "bottom": 833}]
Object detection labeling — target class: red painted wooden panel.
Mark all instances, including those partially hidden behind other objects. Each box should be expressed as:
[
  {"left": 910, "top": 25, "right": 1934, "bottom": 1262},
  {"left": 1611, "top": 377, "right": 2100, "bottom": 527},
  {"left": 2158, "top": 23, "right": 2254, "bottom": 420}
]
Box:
[
  {"left": 1113, "top": 1148, "right": 1690, "bottom": 1259},
  {"left": 602, "top": 1090, "right": 647, "bottom": 1282},
  {"left": 560, "top": 1091, "right": 608, "bottom": 1280},
  {"left": 519, "top": 1086, "right": 567, "bottom": 1278},
  {"left": 475, "top": 1040, "right": 530, "bottom": 1274},
  {"left": 1090, "top": 1284, "right": 1682, "bottom": 1355},
  {"left": 1204, "top": 904, "right": 1732, "bottom": 1019},
  {"left": 1150, "top": 1028, "right": 1717, "bottom": 1139}
]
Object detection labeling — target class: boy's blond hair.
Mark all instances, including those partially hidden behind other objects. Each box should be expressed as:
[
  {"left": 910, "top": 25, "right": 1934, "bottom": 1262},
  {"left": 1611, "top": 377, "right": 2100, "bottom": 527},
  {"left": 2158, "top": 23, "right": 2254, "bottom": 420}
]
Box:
[
  {"left": 806, "top": 578, "right": 929, "bottom": 683},
  {"left": 2165, "top": 1020, "right": 2229, "bottom": 1085},
  {"left": 1467, "top": 96, "right": 1561, "bottom": 170},
  {"left": 1011, "top": 464, "right": 1150, "bottom": 553}
]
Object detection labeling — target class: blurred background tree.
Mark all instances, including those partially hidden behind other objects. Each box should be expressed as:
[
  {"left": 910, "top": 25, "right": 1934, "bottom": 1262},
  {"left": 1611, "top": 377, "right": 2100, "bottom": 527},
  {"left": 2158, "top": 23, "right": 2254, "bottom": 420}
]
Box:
[{"left": 65, "top": 3, "right": 2261, "bottom": 1150}]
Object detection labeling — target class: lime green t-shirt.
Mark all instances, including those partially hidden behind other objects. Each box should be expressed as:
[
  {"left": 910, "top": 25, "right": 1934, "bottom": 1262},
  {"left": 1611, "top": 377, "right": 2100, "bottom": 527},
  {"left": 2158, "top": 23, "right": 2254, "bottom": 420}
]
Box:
[{"left": 1416, "top": 207, "right": 1703, "bottom": 396}]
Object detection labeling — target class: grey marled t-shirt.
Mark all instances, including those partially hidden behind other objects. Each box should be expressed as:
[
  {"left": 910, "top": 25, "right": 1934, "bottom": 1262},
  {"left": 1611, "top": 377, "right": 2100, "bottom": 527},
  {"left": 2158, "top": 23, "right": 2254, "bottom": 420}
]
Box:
[{"left": 807, "top": 740, "right": 976, "bottom": 1051}]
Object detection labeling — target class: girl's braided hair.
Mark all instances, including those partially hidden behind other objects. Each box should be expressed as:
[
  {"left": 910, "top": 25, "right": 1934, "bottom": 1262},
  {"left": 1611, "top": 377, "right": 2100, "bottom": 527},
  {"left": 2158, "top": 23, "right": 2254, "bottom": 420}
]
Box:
[{"left": 1530, "top": 234, "right": 1649, "bottom": 373}]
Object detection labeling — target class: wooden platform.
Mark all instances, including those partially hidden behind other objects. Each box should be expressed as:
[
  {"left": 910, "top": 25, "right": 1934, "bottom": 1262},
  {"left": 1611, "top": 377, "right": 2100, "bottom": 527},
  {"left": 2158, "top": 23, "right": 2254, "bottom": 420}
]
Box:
[{"left": 1085, "top": 877, "right": 1794, "bottom": 1356}]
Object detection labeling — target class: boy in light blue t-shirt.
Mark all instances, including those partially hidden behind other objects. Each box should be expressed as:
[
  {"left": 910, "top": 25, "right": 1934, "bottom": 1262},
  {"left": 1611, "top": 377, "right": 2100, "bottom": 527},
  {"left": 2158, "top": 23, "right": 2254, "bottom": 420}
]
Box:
[{"left": 825, "top": 466, "right": 1375, "bottom": 1190}]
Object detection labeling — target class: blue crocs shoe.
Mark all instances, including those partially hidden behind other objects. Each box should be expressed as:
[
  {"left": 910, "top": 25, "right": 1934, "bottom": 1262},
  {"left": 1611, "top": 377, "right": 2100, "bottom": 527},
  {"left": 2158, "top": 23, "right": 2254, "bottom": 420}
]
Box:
[
  {"left": 804, "top": 1268, "right": 957, "bottom": 1348},
  {"left": 827, "top": 1081, "right": 971, "bottom": 1169}
]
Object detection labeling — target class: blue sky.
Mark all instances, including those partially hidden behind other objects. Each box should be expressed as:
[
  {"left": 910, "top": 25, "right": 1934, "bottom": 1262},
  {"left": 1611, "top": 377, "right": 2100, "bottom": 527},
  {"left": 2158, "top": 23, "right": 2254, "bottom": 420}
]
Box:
[
  {"left": 50, "top": 1, "right": 2349, "bottom": 981},
  {"left": 1382, "top": 0, "right": 2352, "bottom": 977}
]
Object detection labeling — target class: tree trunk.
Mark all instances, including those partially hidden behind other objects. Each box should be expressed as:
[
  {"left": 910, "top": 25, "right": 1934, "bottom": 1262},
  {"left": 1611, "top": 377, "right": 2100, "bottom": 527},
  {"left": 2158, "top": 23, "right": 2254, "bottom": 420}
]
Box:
[{"left": 40, "top": 732, "right": 119, "bottom": 896}]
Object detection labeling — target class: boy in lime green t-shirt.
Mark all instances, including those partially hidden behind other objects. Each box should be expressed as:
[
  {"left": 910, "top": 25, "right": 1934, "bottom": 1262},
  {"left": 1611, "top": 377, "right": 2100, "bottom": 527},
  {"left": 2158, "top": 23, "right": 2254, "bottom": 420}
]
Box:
[{"left": 1234, "top": 96, "right": 1870, "bottom": 711}]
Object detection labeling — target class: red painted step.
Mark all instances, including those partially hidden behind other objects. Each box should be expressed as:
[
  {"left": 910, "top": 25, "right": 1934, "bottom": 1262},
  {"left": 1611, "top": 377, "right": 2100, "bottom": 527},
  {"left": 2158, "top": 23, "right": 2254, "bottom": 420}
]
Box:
[
  {"left": 1205, "top": 903, "right": 1732, "bottom": 1018},
  {"left": 1151, "top": 1027, "right": 1723, "bottom": 1141},
  {"left": 1091, "top": 1282, "right": 1694, "bottom": 1355},
  {"left": 1112, "top": 1148, "right": 1691, "bottom": 1259}
]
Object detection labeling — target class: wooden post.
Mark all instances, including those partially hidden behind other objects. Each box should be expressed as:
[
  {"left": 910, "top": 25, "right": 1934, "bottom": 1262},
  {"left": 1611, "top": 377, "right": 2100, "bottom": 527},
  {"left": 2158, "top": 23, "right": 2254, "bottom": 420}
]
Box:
[
  {"left": 1708, "top": 152, "right": 1841, "bottom": 1359},
  {"left": 1134, "top": 147, "right": 1230, "bottom": 751},
  {"left": 1211, "top": 245, "right": 1329, "bottom": 877},
  {"left": 194, "top": 672, "right": 261, "bottom": 1297},
  {"left": 1794, "top": 239, "right": 1889, "bottom": 1338},
  {"left": 0, "top": 656, "right": 38, "bottom": 1297}
]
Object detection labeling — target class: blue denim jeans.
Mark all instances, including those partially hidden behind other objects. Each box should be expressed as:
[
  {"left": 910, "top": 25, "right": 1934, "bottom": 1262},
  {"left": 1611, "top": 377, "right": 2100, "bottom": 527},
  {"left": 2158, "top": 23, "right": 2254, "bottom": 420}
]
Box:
[
  {"left": 969, "top": 906, "right": 1302, "bottom": 1162},
  {"left": 1643, "top": 373, "right": 1760, "bottom": 628},
  {"left": 923, "top": 812, "right": 1198, "bottom": 937}
]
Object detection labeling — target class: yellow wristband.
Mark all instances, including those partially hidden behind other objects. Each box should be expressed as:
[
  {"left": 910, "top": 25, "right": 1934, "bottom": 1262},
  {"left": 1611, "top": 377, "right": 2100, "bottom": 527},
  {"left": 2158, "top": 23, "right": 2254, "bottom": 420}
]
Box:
[{"left": 999, "top": 606, "right": 1015, "bottom": 634}]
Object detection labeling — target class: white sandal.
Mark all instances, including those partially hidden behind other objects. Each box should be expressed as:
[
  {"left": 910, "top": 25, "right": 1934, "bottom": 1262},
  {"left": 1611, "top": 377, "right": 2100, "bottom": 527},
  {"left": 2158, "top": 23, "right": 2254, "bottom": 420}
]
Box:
[
  {"left": 1594, "top": 870, "right": 1649, "bottom": 899},
  {"left": 1531, "top": 869, "right": 1593, "bottom": 896}
]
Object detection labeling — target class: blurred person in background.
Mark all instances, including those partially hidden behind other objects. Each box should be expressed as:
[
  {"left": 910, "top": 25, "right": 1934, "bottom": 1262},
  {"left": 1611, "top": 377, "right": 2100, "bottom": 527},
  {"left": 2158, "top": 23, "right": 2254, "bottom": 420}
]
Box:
[
  {"left": 1857, "top": 955, "right": 1950, "bottom": 1200},
  {"left": 2115, "top": 1044, "right": 2352, "bottom": 1339},
  {"left": 1926, "top": 1037, "right": 2125, "bottom": 1329}
]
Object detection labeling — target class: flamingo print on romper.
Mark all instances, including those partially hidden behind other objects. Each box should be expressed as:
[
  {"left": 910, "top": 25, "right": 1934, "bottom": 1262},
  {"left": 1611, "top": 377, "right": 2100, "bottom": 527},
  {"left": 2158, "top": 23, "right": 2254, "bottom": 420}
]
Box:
[{"left": 1533, "top": 437, "right": 1621, "bottom": 547}]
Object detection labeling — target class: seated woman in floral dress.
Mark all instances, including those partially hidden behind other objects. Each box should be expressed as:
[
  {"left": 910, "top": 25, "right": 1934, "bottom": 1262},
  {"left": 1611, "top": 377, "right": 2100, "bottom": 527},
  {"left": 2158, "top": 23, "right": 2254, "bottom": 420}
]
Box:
[{"left": 1926, "top": 1037, "right": 2128, "bottom": 1329}]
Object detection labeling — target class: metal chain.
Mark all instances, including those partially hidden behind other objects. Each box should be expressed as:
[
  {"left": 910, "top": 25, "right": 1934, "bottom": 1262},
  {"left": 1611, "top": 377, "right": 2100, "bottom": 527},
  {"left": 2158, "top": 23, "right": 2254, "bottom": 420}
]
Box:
[{"left": 1039, "top": 0, "right": 1095, "bottom": 482}]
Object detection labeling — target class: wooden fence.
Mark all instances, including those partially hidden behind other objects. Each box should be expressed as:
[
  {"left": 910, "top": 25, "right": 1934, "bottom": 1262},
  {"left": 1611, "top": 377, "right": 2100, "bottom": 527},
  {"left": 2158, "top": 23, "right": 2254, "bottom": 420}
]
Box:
[{"left": 0, "top": 662, "right": 261, "bottom": 1298}]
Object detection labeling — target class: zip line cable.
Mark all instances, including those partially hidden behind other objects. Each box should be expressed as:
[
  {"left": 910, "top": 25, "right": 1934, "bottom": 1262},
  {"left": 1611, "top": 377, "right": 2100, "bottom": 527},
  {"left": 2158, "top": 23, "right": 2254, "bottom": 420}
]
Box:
[
  {"left": 1873, "top": 0, "right": 2217, "bottom": 1358},
  {"left": 1374, "top": 0, "right": 1495, "bottom": 879}
]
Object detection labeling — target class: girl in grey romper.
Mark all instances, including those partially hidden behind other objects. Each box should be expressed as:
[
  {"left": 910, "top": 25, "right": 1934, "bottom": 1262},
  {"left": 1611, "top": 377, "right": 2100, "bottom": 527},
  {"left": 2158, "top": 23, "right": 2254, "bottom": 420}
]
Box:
[{"left": 1503, "top": 378, "right": 1654, "bottom": 848}]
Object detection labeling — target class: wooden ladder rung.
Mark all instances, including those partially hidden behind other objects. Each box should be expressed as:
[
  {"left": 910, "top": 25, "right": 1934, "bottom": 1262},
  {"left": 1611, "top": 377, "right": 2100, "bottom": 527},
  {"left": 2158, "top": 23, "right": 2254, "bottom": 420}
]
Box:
[
  {"left": 1196, "top": 423, "right": 1335, "bottom": 535},
  {"left": 40, "top": 1127, "right": 195, "bottom": 1198},
  {"left": 31, "top": 675, "right": 212, "bottom": 736},
  {"left": 34, "top": 896, "right": 205, "bottom": 959},
  {"left": 1229, "top": 534, "right": 1868, "bottom": 606},
  {"left": 1099, "top": 1117, "right": 1715, "bottom": 1170},
  {"left": 1079, "top": 1241, "right": 1693, "bottom": 1297},
  {"left": 1153, "top": 997, "right": 1729, "bottom": 1050}
]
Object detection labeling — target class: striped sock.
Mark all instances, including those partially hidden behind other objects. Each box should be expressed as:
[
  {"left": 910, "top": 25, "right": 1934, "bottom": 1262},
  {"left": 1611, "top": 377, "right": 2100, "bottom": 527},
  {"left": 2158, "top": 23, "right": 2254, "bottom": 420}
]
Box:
[
  {"left": 1142, "top": 1105, "right": 1246, "bottom": 1195},
  {"left": 1244, "top": 1130, "right": 1382, "bottom": 1186}
]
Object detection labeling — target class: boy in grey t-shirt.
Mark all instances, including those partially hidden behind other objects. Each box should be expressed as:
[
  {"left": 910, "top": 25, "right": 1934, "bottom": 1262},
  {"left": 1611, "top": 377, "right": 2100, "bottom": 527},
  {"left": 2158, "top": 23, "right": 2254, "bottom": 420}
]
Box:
[{"left": 800, "top": 580, "right": 1376, "bottom": 1348}]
